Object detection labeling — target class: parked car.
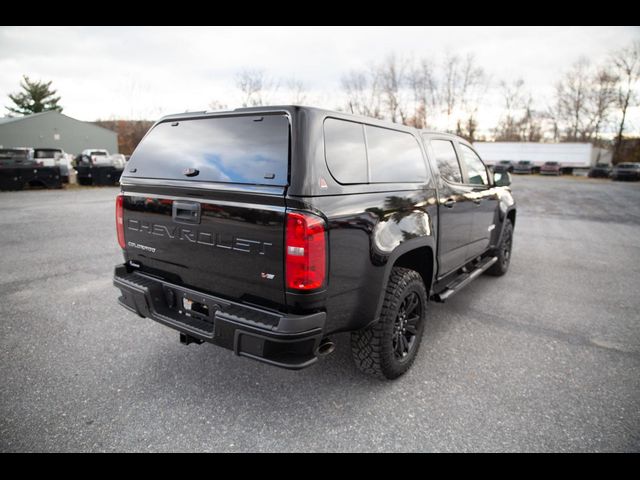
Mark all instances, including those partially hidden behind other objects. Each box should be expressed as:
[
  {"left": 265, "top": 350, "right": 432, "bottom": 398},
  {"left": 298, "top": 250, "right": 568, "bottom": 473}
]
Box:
[
  {"left": 34, "top": 148, "right": 62, "bottom": 167},
  {"left": 78, "top": 149, "right": 111, "bottom": 166},
  {"left": 34, "top": 148, "right": 73, "bottom": 183},
  {"left": 0, "top": 147, "right": 62, "bottom": 190},
  {"left": 75, "top": 149, "right": 124, "bottom": 186},
  {"left": 77, "top": 149, "right": 125, "bottom": 169},
  {"left": 513, "top": 160, "right": 534, "bottom": 174},
  {"left": 588, "top": 163, "right": 611, "bottom": 178},
  {"left": 0, "top": 147, "right": 35, "bottom": 167},
  {"left": 611, "top": 162, "right": 640, "bottom": 181},
  {"left": 493, "top": 160, "right": 514, "bottom": 173},
  {"left": 540, "top": 161, "right": 561, "bottom": 176},
  {"left": 113, "top": 106, "right": 516, "bottom": 379}
]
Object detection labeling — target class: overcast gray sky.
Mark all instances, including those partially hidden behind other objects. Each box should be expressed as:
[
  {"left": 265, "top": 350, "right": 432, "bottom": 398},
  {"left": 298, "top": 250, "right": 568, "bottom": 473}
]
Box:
[{"left": 1, "top": 26, "right": 639, "bottom": 130}]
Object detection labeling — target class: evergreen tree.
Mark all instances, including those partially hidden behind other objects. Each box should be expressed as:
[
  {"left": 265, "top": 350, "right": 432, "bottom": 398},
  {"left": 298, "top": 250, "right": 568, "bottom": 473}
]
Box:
[{"left": 6, "top": 75, "right": 63, "bottom": 115}]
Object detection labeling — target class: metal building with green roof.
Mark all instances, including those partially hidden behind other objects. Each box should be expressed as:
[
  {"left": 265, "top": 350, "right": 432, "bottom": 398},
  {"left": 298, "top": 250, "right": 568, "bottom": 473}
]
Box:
[{"left": 0, "top": 111, "right": 118, "bottom": 154}]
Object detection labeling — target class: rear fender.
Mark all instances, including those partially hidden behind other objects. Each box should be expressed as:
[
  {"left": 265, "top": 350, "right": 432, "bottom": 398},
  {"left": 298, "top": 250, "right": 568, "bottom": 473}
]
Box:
[{"left": 370, "top": 235, "right": 436, "bottom": 327}]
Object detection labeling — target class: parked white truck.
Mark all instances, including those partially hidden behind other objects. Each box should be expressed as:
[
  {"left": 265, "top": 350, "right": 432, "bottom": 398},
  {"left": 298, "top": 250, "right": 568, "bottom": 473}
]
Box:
[{"left": 76, "top": 149, "right": 125, "bottom": 186}]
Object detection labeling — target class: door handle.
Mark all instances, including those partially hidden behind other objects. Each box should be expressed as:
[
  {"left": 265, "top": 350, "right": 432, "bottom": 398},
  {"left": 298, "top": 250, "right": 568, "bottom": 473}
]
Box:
[
  {"left": 472, "top": 198, "right": 482, "bottom": 205},
  {"left": 443, "top": 199, "right": 455, "bottom": 208},
  {"left": 172, "top": 201, "right": 201, "bottom": 225}
]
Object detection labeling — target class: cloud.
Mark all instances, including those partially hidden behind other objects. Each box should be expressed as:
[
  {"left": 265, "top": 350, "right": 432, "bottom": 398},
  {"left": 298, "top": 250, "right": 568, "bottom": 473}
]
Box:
[{"left": 1, "top": 26, "right": 638, "bottom": 124}]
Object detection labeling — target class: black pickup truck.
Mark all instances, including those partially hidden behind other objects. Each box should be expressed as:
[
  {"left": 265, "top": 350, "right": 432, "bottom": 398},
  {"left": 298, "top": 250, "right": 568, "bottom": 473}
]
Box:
[{"left": 113, "top": 106, "right": 516, "bottom": 379}]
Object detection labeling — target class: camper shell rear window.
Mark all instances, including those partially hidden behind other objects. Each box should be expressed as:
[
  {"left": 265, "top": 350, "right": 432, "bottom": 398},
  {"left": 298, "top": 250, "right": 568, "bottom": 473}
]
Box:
[{"left": 126, "top": 114, "right": 290, "bottom": 186}]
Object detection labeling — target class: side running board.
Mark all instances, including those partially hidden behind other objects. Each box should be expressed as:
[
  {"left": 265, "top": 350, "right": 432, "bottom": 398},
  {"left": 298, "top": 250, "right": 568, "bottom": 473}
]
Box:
[{"left": 432, "top": 256, "right": 498, "bottom": 303}]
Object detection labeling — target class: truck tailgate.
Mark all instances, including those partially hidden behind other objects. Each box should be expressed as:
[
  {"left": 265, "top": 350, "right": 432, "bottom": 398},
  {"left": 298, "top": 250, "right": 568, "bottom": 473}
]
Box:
[{"left": 122, "top": 188, "right": 286, "bottom": 308}]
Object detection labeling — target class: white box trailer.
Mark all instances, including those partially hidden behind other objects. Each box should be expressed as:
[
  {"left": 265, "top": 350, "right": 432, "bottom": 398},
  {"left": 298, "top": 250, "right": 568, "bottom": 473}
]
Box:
[{"left": 472, "top": 142, "right": 611, "bottom": 170}]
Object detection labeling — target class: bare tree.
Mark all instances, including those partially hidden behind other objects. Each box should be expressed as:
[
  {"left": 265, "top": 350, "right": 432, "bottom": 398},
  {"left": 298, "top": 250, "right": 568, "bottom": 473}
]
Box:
[
  {"left": 442, "top": 53, "right": 460, "bottom": 128},
  {"left": 545, "top": 108, "right": 561, "bottom": 142},
  {"left": 235, "top": 69, "right": 277, "bottom": 107},
  {"left": 495, "top": 79, "right": 543, "bottom": 142},
  {"left": 551, "top": 59, "right": 620, "bottom": 143},
  {"left": 95, "top": 119, "right": 154, "bottom": 155},
  {"left": 341, "top": 68, "right": 382, "bottom": 118},
  {"left": 341, "top": 53, "right": 487, "bottom": 132},
  {"left": 459, "top": 54, "right": 487, "bottom": 114},
  {"left": 286, "top": 78, "right": 307, "bottom": 105},
  {"left": 518, "top": 96, "right": 543, "bottom": 142},
  {"left": 378, "top": 54, "right": 408, "bottom": 124},
  {"left": 553, "top": 58, "right": 591, "bottom": 141},
  {"left": 407, "top": 59, "right": 437, "bottom": 129},
  {"left": 611, "top": 41, "right": 640, "bottom": 162},
  {"left": 585, "top": 68, "right": 618, "bottom": 144},
  {"left": 441, "top": 53, "right": 486, "bottom": 133},
  {"left": 456, "top": 116, "right": 478, "bottom": 142},
  {"left": 495, "top": 79, "right": 526, "bottom": 141},
  {"left": 342, "top": 56, "right": 409, "bottom": 124}
]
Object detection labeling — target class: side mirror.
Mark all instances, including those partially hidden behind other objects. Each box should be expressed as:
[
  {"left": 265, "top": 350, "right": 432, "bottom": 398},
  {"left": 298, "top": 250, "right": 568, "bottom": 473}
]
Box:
[{"left": 494, "top": 171, "right": 511, "bottom": 187}]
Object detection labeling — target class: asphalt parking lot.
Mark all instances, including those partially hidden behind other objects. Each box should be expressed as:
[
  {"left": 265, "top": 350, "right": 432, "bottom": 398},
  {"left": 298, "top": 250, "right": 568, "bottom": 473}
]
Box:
[{"left": 1, "top": 176, "right": 639, "bottom": 452}]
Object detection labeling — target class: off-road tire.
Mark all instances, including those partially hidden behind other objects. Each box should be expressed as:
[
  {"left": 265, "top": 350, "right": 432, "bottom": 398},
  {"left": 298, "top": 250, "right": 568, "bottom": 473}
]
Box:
[
  {"left": 351, "top": 267, "right": 427, "bottom": 380},
  {"left": 486, "top": 219, "right": 513, "bottom": 276}
]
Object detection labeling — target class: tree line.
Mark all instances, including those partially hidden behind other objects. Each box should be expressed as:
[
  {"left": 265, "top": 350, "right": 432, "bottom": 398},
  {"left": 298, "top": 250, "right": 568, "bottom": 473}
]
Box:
[
  {"left": 218, "top": 41, "right": 639, "bottom": 162},
  {"left": 5, "top": 40, "right": 639, "bottom": 162}
]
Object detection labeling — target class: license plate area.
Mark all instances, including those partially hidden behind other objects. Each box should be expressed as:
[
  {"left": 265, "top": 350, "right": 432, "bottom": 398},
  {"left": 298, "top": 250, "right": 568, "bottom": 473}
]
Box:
[
  {"left": 182, "top": 297, "right": 210, "bottom": 318},
  {"left": 160, "top": 286, "right": 220, "bottom": 334}
]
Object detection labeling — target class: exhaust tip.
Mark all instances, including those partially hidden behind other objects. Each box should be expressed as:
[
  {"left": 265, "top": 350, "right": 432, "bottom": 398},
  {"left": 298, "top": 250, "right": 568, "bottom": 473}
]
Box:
[{"left": 316, "top": 338, "right": 335, "bottom": 356}]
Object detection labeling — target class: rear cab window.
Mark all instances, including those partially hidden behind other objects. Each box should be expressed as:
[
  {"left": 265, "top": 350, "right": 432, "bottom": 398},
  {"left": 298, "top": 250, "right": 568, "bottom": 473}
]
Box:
[
  {"left": 125, "top": 114, "right": 290, "bottom": 186},
  {"left": 323, "top": 118, "right": 427, "bottom": 185},
  {"left": 366, "top": 126, "right": 426, "bottom": 183},
  {"left": 323, "top": 119, "right": 367, "bottom": 184}
]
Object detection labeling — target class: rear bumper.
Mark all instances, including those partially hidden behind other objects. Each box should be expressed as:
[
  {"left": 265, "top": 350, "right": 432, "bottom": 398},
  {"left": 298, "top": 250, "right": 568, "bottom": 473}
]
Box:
[{"left": 113, "top": 264, "right": 325, "bottom": 369}]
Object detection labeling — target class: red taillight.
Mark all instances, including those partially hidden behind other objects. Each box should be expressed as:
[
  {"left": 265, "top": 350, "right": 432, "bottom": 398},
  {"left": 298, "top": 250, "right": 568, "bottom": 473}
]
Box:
[
  {"left": 116, "top": 194, "right": 125, "bottom": 249},
  {"left": 285, "top": 211, "right": 326, "bottom": 291}
]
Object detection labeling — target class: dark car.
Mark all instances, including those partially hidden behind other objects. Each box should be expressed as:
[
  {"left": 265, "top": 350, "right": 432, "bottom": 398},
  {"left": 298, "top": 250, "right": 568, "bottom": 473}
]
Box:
[
  {"left": 113, "top": 106, "right": 516, "bottom": 379},
  {"left": 492, "top": 160, "right": 514, "bottom": 173},
  {"left": 513, "top": 160, "right": 534, "bottom": 174},
  {"left": 540, "top": 161, "right": 561, "bottom": 176},
  {"left": 611, "top": 163, "right": 640, "bottom": 181},
  {"left": 0, "top": 147, "right": 62, "bottom": 190},
  {"left": 0, "top": 147, "right": 35, "bottom": 167},
  {"left": 588, "top": 163, "right": 611, "bottom": 178}
]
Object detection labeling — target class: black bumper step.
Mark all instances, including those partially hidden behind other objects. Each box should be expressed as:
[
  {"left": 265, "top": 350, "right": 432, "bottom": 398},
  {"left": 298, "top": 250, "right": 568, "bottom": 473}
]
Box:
[{"left": 113, "top": 265, "right": 326, "bottom": 369}]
